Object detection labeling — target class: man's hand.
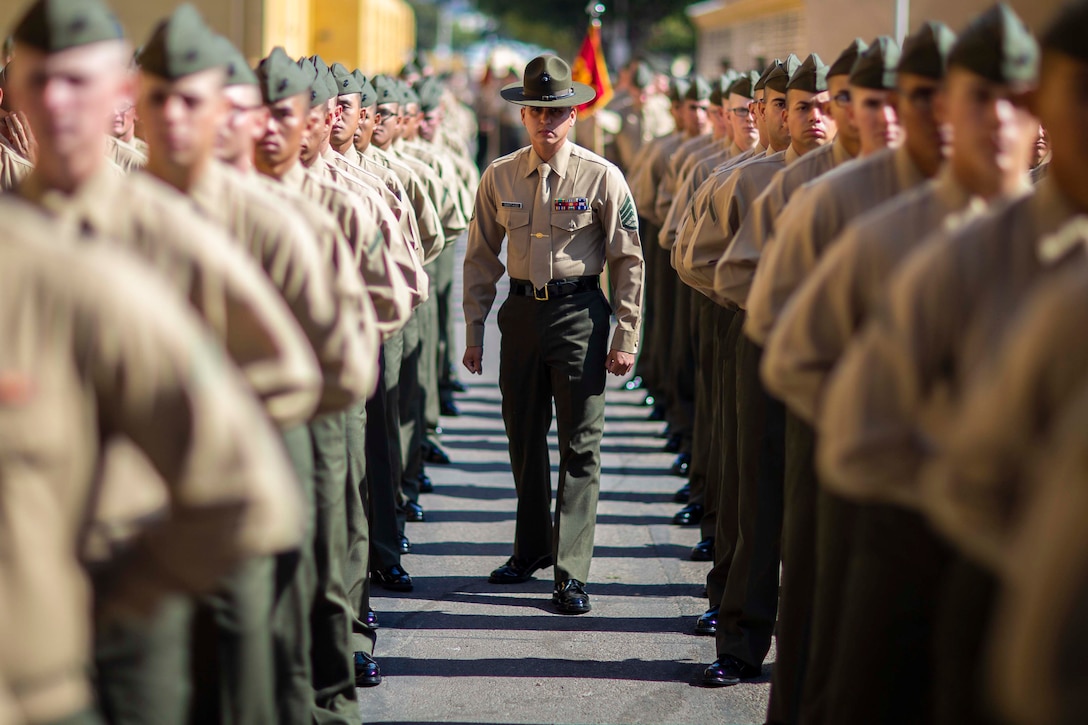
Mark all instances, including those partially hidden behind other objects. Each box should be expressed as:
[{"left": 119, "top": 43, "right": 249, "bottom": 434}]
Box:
[
  {"left": 3, "top": 112, "right": 38, "bottom": 164},
  {"left": 606, "top": 350, "right": 635, "bottom": 377},
  {"left": 463, "top": 346, "right": 484, "bottom": 375}
]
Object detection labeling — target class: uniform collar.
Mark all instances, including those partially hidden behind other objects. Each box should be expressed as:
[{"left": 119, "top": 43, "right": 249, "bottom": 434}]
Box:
[
  {"left": 19, "top": 162, "right": 124, "bottom": 236},
  {"left": 188, "top": 160, "right": 230, "bottom": 212},
  {"left": 525, "top": 140, "right": 574, "bottom": 180},
  {"left": 280, "top": 161, "right": 310, "bottom": 191},
  {"left": 784, "top": 143, "right": 803, "bottom": 166}
]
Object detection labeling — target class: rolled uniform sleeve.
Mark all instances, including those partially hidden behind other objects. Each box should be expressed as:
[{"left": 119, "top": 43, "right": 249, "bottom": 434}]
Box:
[{"left": 462, "top": 164, "right": 507, "bottom": 349}]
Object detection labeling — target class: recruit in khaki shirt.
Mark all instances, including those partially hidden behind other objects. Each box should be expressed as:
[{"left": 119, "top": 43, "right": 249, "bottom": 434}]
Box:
[
  {"left": 280, "top": 161, "right": 414, "bottom": 337},
  {"left": 184, "top": 161, "right": 381, "bottom": 410},
  {"left": 672, "top": 143, "right": 765, "bottom": 290},
  {"left": 660, "top": 140, "right": 741, "bottom": 253},
  {"left": 0, "top": 226, "right": 302, "bottom": 725},
  {"left": 744, "top": 143, "right": 927, "bottom": 345},
  {"left": 463, "top": 140, "right": 645, "bottom": 353},
  {"left": 985, "top": 388, "right": 1088, "bottom": 725},
  {"left": 920, "top": 235, "right": 1088, "bottom": 574},
  {"left": 761, "top": 168, "right": 995, "bottom": 425},
  {"left": 653, "top": 132, "right": 719, "bottom": 225},
  {"left": 630, "top": 132, "right": 685, "bottom": 226},
  {"left": 11, "top": 165, "right": 321, "bottom": 428},
  {"left": 817, "top": 176, "right": 1087, "bottom": 510},
  {"left": 369, "top": 143, "right": 462, "bottom": 251}
]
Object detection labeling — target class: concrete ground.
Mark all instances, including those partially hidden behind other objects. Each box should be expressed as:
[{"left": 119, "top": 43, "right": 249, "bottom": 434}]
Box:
[{"left": 359, "top": 271, "right": 772, "bottom": 724}]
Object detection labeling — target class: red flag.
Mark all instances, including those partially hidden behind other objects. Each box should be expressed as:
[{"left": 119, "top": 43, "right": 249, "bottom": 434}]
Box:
[{"left": 571, "top": 22, "right": 613, "bottom": 117}]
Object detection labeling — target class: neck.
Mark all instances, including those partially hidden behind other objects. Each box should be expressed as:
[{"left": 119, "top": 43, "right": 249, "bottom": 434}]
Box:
[
  {"left": 531, "top": 136, "right": 566, "bottom": 163},
  {"left": 33, "top": 152, "right": 104, "bottom": 195},
  {"left": 146, "top": 153, "right": 209, "bottom": 193},
  {"left": 119, "top": 129, "right": 135, "bottom": 143},
  {"left": 769, "top": 135, "right": 789, "bottom": 153},
  {"left": 334, "top": 137, "right": 355, "bottom": 155},
  {"left": 223, "top": 145, "right": 255, "bottom": 174},
  {"left": 905, "top": 138, "right": 941, "bottom": 179},
  {"left": 257, "top": 154, "right": 298, "bottom": 180},
  {"left": 839, "top": 133, "right": 860, "bottom": 158},
  {"left": 374, "top": 137, "right": 392, "bottom": 151}
]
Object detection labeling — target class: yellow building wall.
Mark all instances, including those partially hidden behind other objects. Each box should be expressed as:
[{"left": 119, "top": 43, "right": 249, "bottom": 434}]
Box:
[{"left": 0, "top": 0, "right": 414, "bottom": 72}]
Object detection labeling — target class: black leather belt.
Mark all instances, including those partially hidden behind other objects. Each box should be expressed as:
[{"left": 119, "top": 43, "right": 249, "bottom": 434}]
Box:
[{"left": 509, "top": 276, "right": 600, "bottom": 301}]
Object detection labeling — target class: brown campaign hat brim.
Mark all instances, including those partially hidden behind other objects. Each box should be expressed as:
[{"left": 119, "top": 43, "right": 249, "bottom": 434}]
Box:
[{"left": 500, "top": 79, "right": 597, "bottom": 107}]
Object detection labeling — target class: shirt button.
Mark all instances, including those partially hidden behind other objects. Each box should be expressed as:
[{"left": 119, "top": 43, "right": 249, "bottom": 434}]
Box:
[{"left": 569, "top": 220, "right": 576, "bottom": 230}]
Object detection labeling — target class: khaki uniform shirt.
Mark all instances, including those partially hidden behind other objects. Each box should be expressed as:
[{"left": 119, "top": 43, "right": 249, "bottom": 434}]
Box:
[
  {"left": 817, "top": 177, "right": 1086, "bottom": 509},
  {"left": 464, "top": 140, "right": 645, "bottom": 353},
  {"left": 105, "top": 134, "right": 147, "bottom": 173},
  {"left": 296, "top": 159, "right": 415, "bottom": 332},
  {"left": 384, "top": 142, "right": 468, "bottom": 241},
  {"left": 403, "top": 137, "right": 476, "bottom": 221},
  {"left": 920, "top": 235, "right": 1088, "bottom": 572},
  {"left": 986, "top": 386, "right": 1088, "bottom": 725},
  {"left": 12, "top": 166, "right": 321, "bottom": 428},
  {"left": 630, "top": 132, "right": 684, "bottom": 226},
  {"left": 0, "top": 221, "right": 301, "bottom": 725},
  {"left": 0, "top": 140, "right": 32, "bottom": 192},
  {"left": 347, "top": 145, "right": 446, "bottom": 262},
  {"left": 672, "top": 143, "right": 765, "bottom": 294},
  {"left": 654, "top": 133, "right": 717, "bottom": 225},
  {"left": 187, "top": 161, "right": 380, "bottom": 410},
  {"left": 317, "top": 151, "right": 429, "bottom": 309},
  {"left": 762, "top": 169, "right": 989, "bottom": 425},
  {"left": 744, "top": 144, "right": 926, "bottom": 345},
  {"left": 661, "top": 141, "right": 740, "bottom": 252}
]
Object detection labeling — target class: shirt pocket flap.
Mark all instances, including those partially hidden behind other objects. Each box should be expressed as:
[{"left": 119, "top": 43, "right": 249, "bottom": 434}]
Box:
[
  {"left": 551, "top": 211, "right": 595, "bottom": 232},
  {"left": 498, "top": 208, "right": 530, "bottom": 230}
]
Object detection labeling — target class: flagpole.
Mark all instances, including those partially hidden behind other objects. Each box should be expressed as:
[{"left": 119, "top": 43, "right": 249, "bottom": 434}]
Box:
[{"left": 584, "top": 2, "right": 615, "bottom": 304}]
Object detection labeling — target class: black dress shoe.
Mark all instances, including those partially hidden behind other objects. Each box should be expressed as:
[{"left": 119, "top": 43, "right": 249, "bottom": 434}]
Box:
[
  {"left": 372, "top": 564, "right": 413, "bottom": 592},
  {"left": 670, "top": 452, "right": 691, "bottom": 477},
  {"left": 354, "top": 651, "right": 382, "bottom": 687},
  {"left": 399, "top": 534, "right": 411, "bottom": 554},
  {"left": 488, "top": 554, "right": 552, "bottom": 584},
  {"left": 417, "top": 473, "right": 434, "bottom": 494},
  {"left": 422, "top": 441, "right": 451, "bottom": 465},
  {"left": 672, "top": 503, "right": 703, "bottom": 526},
  {"left": 673, "top": 482, "right": 691, "bottom": 504},
  {"left": 690, "top": 537, "right": 715, "bottom": 562},
  {"left": 695, "top": 607, "right": 719, "bottom": 636},
  {"left": 663, "top": 433, "right": 683, "bottom": 454},
  {"left": 623, "top": 375, "right": 644, "bottom": 391},
  {"left": 405, "top": 501, "right": 425, "bottom": 522},
  {"left": 702, "top": 655, "right": 761, "bottom": 687},
  {"left": 450, "top": 379, "right": 468, "bottom": 393},
  {"left": 366, "top": 609, "right": 379, "bottom": 629},
  {"left": 440, "top": 400, "right": 460, "bottom": 417},
  {"left": 643, "top": 393, "right": 657, "bottom": 407},
  {"left": 552, "top": 579, "right": 591, "bottom": 614}
]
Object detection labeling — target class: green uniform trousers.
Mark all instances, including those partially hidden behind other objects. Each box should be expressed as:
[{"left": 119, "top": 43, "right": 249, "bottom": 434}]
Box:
[
  {"left": 497, "top": 287, "right": 610, "bottom": 584},
  {"left": 398, "top": 310, "right": 424, "bottom": 525},
  {"left": 369, "top": 343, "right": 406, "bottom": 571},
  {"left": 652, "top": 260, "right": 683, "bottom": 435},
  {"left": 687, "top": 293, "right": 716, "bottom": 513},
  {"left": 345, "top": 400, "right": 377, "bottom": 658},
  {"left": 47, "top": 710, "right": 107, "bottom": 725},
  {"left": 715, "top": 328, "right": 784, "bottom": 667},
  {"left": 823, "top": 505, "right": 949, "bottom": 725},
  {"left": 667, "top": 280, "right": 696, "bottom": 455},
  {"left": 435, "top": 238, "right": 461, "bottom": 400},
  {"left": 189, "top": 557, "right": 276, "bottom": 725},
  {"left": 767, "top": 412, "right": 818, "bottom": 725},
  {"left": 420, "top": 264, "right": 441, "bottom": 441},
  {"left": 632, "top": 216, "right": 659, "bottom": 393},
  {"left": 94, "top": 593, "right": 193, "bottom": 725},
  {"left": 707, "top": 307, "right": 741, "bottom": 606}
]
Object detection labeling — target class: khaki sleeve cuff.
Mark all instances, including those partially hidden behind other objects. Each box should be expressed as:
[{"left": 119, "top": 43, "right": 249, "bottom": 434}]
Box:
[
  {"left": 466, "top": 323, "right": 485, "bottom": 348},
  {"left": 610, "top": 328, "right": 639, "bottom": 354}
]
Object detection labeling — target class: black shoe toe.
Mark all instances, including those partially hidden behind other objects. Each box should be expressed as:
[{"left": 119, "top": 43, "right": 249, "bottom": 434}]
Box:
[
  {"left": 372, "top": 565, "right": 413, "bottom": 592},
  {"left": 399, "top": 535, "right": 411, "bottom": 554},
  {"left": 354, "top": 651, "right": 382, "bottom": 687},
  {"left": 488, "top": 554, "right": 552, "bottom": 584},
  {"left": 365, "top": 609, "right": 379, "bottom": 629},
  {"left": 422, "top": 441, "right": 451, "bottom": 465},
  {"left": 417, "top": 473, "right": 434, "bottom": 494},
  {"left": 405, "top": 501, "right": 426, "bottom": 522},
  {"left": 440, "top": 400, "right": 460, "bottom": 417},
  {"left": 702, "top": 655, "right": 761, "bottom": 687},
  {"left": 672, "top": 503, "right": 703, "bottom": 526},
  {"left": 623, "top": 375, "right": 644, "bottom": 391},
  {"left": 663, "top": 433, "right": 683, "bottom": 454},
  {"left": 694, "top": 607, "right": 718, "bottom": 636},
  {"left": 552, "top": 579, "right": 591, "bottom": 614},
  {"left": 673, "top": 482, "right": 691, "bottom": 503},
  {"left": 670, "top": 452, "right": 691, "bottom": 477},
  {"left": 690, "top": 537, "right": 715, "bottom": 561}
]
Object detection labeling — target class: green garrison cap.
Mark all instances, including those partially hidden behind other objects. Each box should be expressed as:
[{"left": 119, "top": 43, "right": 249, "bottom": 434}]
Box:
[
  {"left": 1042, "top": 0, "right": 1088, "bottom": 64},
  {"left": 400, "top": 80, "right": 420, "bottom": 107},
  {"left": 631, "top": 61, "right": 654, "bottom": 90},
  {"left": 295, "top": 57, "right": 331, "bottom": 107},
  {"left": 353, "top": 70, "right": 377, "bottom": 106},
  {"left": 683, "top": 74, "right": 712, "bottom": 101},
  {"left": 666, "top": 77, "right": 689, "bottom": 102},
  {"left": 12, "top": 0, "right": 123, "bottom": 53},
  {"left": 217, "top": 36, "right": 257, "bottom": 86},
  {"left": 371, "top": 74, "right": 401, "bottom": 104},
  {"left": 727, "top": 70, "right": 759, "bottom": 100},
  {"left": 850, "top": 36, "right": 900, "bottom": 89},
  {"left": 898, "top": 21, "right": 956, "bottom": 79},
  {"left": 754, "top": 60, "right": 779, "bottom": 92},
  {"left": 138, "top": 4, "right": 227, "bottom": 80},
  {"left": 330, "top": 62, "right": 362, "bottom": 95},
  {"left": 788, "top": 52, "right": 829, "bottom": 92},
  {"left": 256, "top": 46, "right": 310, "bottom": 104},
  {"left": 765, "top": 54, "right": 802, "bottom": 93},
  {"left": 709, "top": 76, "right": 729, "bottom": 105},
  {"left": 415, "top": 76, "right": 443, "bottom": 111},
  {"left": 949, "top": 3, "right": 1039, "bottom": 85},
  {"left": 829, "top": 38, "right": 867, "bottom": 77}
]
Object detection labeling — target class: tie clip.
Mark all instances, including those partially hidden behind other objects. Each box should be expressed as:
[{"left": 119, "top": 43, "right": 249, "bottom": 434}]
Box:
[{"left": 531, "top": 232, "right": 550, "bottom": 238}]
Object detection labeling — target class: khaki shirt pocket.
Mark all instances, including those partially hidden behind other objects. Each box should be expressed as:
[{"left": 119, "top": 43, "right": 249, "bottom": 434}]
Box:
[
  {"left": 551, "top": 210, "right": 597, "bottom": 263},
  {"left": 498, "top": 208, "right": 530, "bottom": 245}
]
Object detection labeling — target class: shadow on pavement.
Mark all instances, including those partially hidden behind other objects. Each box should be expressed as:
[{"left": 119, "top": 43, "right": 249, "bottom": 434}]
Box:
[
  {"left": 374, "top": 656, "right": 703, "bottom": 683},
  {"left": 405, "top": 540, "right": 693, "bottom": 560}
]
